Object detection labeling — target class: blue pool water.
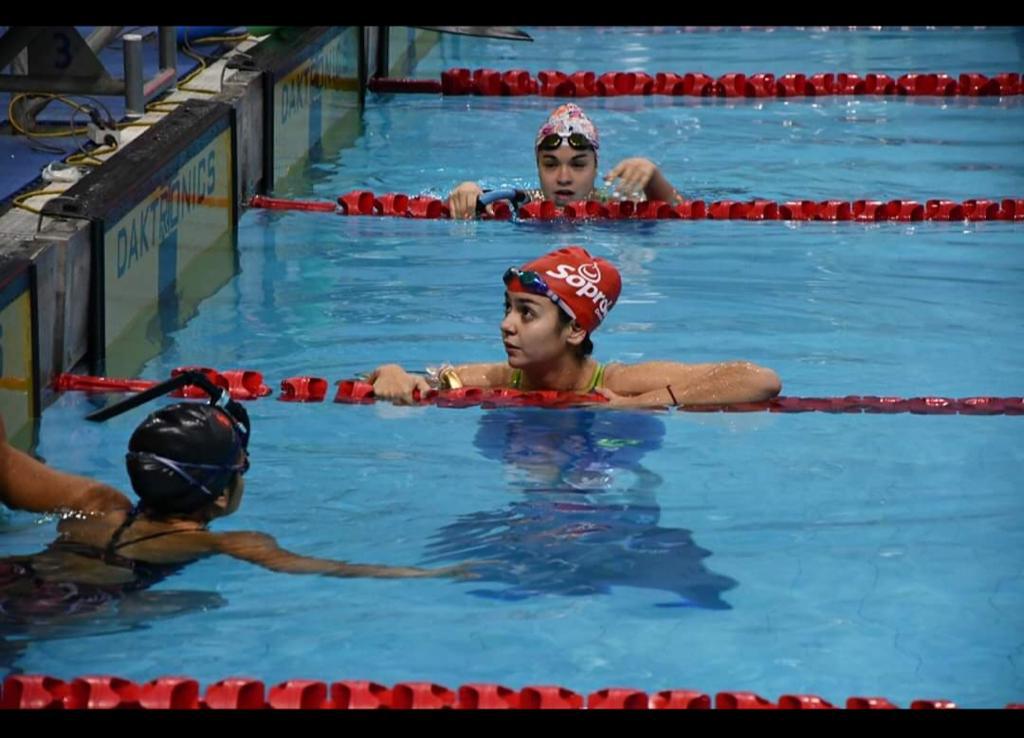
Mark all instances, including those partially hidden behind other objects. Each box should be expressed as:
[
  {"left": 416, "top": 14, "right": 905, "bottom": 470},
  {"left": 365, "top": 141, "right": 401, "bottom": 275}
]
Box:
[
  {"left": 4, "top": 27, "right": 1024, "bottom": 707},
  {"left": 415, "top": 26, "right": 1024, "bottom": 78}
]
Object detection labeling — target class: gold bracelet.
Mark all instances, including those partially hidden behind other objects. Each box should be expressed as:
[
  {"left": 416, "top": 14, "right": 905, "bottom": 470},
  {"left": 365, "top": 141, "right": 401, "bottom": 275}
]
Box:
[
  {"left": 425, "top": 364, "right": 463, "bottom": 389},
  {"left": 439, "top": 366, "right": 464, "bottom": 389}
]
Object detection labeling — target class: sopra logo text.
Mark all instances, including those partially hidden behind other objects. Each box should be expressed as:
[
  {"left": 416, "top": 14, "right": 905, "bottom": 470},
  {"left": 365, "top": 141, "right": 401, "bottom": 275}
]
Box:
[{"left": 544, "top": 262, "right": 615, "bottom": 321}]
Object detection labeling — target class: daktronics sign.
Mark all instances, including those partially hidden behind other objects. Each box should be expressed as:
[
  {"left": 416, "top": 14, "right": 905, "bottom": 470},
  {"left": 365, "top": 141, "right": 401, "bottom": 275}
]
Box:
[{"left": 545, "top": 261, "right": 616, "bottom": 323}]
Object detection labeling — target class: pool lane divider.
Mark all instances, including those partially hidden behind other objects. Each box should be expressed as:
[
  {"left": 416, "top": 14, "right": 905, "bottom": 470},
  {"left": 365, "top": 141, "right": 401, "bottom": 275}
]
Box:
[
  {"left": 367, "top": 69, "right": 1024, "bottom": 97},
  {"left": 250, "top": 193, "right": 1024, "bottom": 222},
  {"left": 52, "top": 369, "right": 1024, "bottom": 415},
  {"left": 5, "top": 673, "right": 1015, "bottom": 709}
]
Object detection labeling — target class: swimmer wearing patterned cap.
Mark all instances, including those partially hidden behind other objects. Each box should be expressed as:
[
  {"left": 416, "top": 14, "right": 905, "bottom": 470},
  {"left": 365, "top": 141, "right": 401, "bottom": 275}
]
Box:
[
  {"left": 448, "top": 103, "right": 686, "bottom": 219},
  {"left": 369, "top": 247, "right": 781, "bottom": 407}
]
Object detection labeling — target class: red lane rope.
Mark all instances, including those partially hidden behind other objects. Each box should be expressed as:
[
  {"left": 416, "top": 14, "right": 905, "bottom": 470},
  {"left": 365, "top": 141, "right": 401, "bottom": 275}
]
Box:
[
  {"left": 250, "top": 192, "right": 1024, "bottom": 222},
  {"left": 53, "top": 367, "right": 273, "bottom": 401},
  {"left": 366, "top": 69, "right": 1024, "bottom": 97},
  {"left": 52, "top": 371, "right": 1024, "bottom": 415},
  {"left": 5, "top": 673, "right": 1009, "bottom": 709},
  {"left": 334, "top": 380, "right": 1023, "bottom": 415}
]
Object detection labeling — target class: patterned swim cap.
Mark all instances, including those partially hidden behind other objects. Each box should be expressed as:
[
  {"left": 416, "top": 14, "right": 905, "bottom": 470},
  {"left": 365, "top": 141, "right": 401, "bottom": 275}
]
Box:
[{"left": 535, "top": 103, "right": 599, "bottom": 151}]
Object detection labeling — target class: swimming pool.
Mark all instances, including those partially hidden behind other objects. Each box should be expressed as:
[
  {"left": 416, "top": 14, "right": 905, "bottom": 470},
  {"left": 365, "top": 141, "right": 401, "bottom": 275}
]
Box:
[{"left": 5, "top": 27, "right": 1024, "bottom": 708}]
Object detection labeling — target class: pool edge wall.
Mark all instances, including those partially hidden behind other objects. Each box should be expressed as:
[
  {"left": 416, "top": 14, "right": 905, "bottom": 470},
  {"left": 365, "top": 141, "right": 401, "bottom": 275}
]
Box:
[{"left": 0, "top": 26, "right": 441, "bottom": 450}]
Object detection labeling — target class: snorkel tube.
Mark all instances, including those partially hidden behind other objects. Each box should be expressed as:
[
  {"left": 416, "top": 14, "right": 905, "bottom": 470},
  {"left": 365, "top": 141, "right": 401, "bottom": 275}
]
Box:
[
  {"left": 85, "top": 370, "right": 250, "bottom": 446},
  {"left": 476, "top": 188, "right": 530, "bottom": 214}
]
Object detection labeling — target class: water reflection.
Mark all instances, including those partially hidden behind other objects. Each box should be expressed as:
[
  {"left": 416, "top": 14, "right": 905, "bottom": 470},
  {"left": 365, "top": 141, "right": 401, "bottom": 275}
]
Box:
[
  {"left": 0, "top": 549, "right": 225, "bottom": 674},
  {"left": 426, "top": 408, "right": 736, "bottom": 608}
]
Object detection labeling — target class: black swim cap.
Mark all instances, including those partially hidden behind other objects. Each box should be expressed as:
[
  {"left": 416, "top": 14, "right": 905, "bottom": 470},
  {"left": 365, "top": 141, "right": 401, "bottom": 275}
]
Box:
[{"left": 126, "top": 402, "right": 249, "bottom": 514}]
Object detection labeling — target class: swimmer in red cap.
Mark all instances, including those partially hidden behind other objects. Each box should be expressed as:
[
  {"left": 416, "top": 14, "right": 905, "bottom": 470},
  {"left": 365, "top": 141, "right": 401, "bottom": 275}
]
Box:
[
  {"left": 369, "top": 246, "right": 781, "bottom": 406},
  {"left": 0, "top": 403, "right": 469, "bottom": 610},
  {"left": 448, "top": 103, "right": 685, "bottom": 219}
]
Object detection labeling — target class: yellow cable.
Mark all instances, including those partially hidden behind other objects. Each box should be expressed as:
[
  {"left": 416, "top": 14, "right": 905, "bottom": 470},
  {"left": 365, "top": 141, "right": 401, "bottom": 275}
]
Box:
[
  {"left": 12, "top": 189, "right": 67, "bottom": 215},
  {"left": 176, "top": 34, "right": 252, "bottom": 94},
  {"left": 177, "top": 47, "right": 216, "bottom": 93},
  {"left": 67, "top": 141, "right": 118, "bottom": 166},
  {"left": 66, "top": 153, "right": 103, "bottom": 166},
  {"left": 7, "top": 93, "right": 91, "bottom": 138}
]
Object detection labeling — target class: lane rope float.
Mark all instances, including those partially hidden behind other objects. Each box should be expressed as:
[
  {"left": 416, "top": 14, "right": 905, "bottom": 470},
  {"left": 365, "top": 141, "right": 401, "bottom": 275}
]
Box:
[
  {"left": 250, "top": 192, "right": 1024, "bottom": 222},
  {"left": 52, "top": 369, "right": 1024, "bottom": 415},
  {"left": 366, "top": 69, "right": 1024, "bottom": 98},
  {"left": 3, "top": 672, "right": 1013, "bottom": 709}
]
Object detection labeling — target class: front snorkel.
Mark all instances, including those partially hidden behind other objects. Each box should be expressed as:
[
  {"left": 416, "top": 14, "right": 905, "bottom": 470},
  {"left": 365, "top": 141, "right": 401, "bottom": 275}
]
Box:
[
  {"left": 85, "top": 370, "right": 250, "bottom": 447},
  {"left": 477, "top": 188, "right": 530, "bottom": 219}
]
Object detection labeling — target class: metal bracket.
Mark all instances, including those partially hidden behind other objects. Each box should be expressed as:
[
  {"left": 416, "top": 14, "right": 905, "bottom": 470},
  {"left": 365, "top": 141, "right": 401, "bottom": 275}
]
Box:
[{"left": 0, "top": 27, "right": 177, "bottom": 121}]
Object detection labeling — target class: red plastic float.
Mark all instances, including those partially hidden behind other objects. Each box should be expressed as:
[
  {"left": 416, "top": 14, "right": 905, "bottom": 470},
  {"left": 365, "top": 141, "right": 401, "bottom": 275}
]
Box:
[
  {"left": 519, "top": 685, "right": 584, "bottom": 709},
  {"left": 778, "top": 694, "right": 836, "bottom": 709},
  {"left": 267, "top": 680, "right": 330, "bottom": 709},
  {"left": 138, "top": 677, "right": 201, "bottom": 709},
  {"left": 220, "top": 370, "right": 272, "bottom": 400},
  {"left": 169, "top": 366, "right": 230, "bottom": 399},
  {"left": 338, "top": 190, "right": 380, "bottom": 215},
  {"left": 650, "top": 690, "right": 711, "bottom": 709},
  {"left": 847, "top": 696, "right": 900, "bottom": 709},
  {"left": 203, "top": 678, "right": 267, "bottom": 709},
  {"left": 455, "top": 684, "right": 520, "bottom": 709},
  {"left": 1, "top": 675, "right": 69, "bottom": 709},
  {"left": 391, "top": 682, "right": 457, "bottom": 709},
  {"left": 715, "top": 691, "right": 777, "bottom": 709},
  {"left": 249, "top": 194, "right": 336, "bottom": 213},
  {"left": 908, "top": 397, "right": 959, "bottom": 415},
  {"left": 53, "top": 374, "right": 157, "bottom": 393},
  {"left": 911, "top": 699, "right": 958, "bottom": 709},
  {"left": 65, "top": 676, "right": 141, "bottom": 709},
  {"left": 376, "top": 193, "right": 409, "bottom": 216},
  {"left": 368, "top": 77, "right": 442, "bottom": 94},
  {"left": 587, "top": 688, "right": 649, "bottom": 709},
  {"left": 279, "top": 376, "right": 328, "bottom": 402},
  {"left": 330, "top": 680, "right": 393, "bottom": 709}
]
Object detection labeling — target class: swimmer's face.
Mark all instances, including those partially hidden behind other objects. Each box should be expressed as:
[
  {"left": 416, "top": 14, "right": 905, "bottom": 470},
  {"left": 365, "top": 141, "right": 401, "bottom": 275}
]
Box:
[
  {"left": 501, "top": 290, "right": 585, "bottom": 368},
  {"left": 536, "top": 143, "right": 597, "bottom": 206}
]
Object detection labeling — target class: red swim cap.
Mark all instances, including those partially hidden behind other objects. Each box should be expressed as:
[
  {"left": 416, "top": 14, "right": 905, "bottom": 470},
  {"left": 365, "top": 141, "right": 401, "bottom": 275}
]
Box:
[{"left": 506, "top": 247, "right": 621, "bottom": 334}]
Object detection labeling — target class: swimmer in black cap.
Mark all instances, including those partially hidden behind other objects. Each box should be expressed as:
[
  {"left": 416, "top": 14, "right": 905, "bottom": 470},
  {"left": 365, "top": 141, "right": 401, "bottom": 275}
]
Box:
[{"left": 0, "top": 403, "right": 467, "bottom": 616}]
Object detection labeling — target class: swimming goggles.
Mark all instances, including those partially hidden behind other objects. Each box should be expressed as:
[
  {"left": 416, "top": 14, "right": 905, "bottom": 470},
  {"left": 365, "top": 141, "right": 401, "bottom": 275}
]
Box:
[
  {"left": 503, "top": 268, "right": 577, "bottom": 321},
  {"left": 537, "top": 132, "right": 594, "bottom": 151}
]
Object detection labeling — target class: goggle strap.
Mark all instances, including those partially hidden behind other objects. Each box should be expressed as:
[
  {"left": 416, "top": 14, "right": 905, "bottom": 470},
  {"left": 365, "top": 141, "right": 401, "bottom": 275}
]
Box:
[{"left": 126, "top": 452, "right": 226, "bottom": 499}]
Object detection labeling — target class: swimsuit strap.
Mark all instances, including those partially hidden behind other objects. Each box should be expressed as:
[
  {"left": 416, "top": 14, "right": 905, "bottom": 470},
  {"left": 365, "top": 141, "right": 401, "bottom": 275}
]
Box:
[
  {"left": 105, "top": 504, "right": 201, "bottom": 555},
  {"left": 584, "top": 362, "right": 606, "bottom": 392},
  {"left": 108, "top": 527, "right": 202, "bottom": 552},
  {"left": 104, "top": 505, "right": 142, "bottom": 558},
  {"left": 508, "top": 364, "right": 604, "bottom": 392}
]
